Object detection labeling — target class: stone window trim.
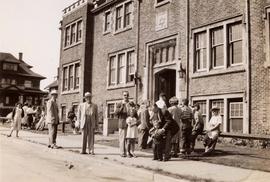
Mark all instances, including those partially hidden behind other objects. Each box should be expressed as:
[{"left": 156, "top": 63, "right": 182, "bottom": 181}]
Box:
[
  {"left": 107, "top": 48, "right": 136, "bottom": 90},
  {"left": 103, "top": 9, "right": 112, "bottom": 34},
  {"left": 113, "top": 0, "right": 134, "bottom": 35},
  {"left": 264, "top": 6, "right": 270, "bottom": 68},
  {"left": 191, "top": 16, "right": 245, "bottom": 77},
  {"left": 61, "top": 61, "right": 80, "bottom": 95},
  {"left": 63, "top": 18, "right": 83, "bottom": 50},
  {"left": 191, "top": 93, "right": 248, "bottom": 134},
  {"left": 155, "top": 0, "right": 171, "bottom": 8}
]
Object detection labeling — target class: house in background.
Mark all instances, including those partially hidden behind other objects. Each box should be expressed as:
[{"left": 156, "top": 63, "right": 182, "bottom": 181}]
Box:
[{"left": 0, "top": 52, "right": 46, "bottom": 116}]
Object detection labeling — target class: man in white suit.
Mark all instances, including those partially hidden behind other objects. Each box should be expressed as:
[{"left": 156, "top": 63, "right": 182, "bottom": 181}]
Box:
[
  {"left": 77, "top": 92, "right": 98, "bottom": 154},
  {"left": 46, "top": 90, "right": 59, "bottom": 149}
]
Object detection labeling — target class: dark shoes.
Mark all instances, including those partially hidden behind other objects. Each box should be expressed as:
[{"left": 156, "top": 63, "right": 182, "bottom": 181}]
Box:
[{"left": 120, "top": 154, "right": 127, "bottom": 158}]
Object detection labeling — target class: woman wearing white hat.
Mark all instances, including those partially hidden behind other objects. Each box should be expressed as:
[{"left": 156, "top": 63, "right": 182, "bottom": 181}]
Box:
[{"left": 203, "top": 106, "right": 222, "bottom": 155}]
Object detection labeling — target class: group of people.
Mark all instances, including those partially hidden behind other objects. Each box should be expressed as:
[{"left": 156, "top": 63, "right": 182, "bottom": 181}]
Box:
[
  {"left": 7, "top": 102, "right": 46, "bottom": 137},
  {"left": 7, "top": 89, "right": 223, "bottom": 160},
  {"left": 115, "top": 91, "right": 223, "bottom": 161}
]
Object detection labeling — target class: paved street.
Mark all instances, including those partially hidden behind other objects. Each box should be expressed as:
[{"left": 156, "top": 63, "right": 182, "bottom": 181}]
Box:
[
  {"left": 0, "top": 127, "right": 270, "bottom": 182},
  {"left": 0, "top": 135, "right": 172, "bottom": 182}
]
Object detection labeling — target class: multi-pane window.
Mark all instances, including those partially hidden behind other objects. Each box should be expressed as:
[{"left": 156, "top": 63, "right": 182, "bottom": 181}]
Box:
[
  {"left": 193, "top": 101, "right": 207, "bottom": 124},
  {"left": 107, "top": 103, "right": 116, "bottom": 119},
  {"left": 69, "top": 65, "right": 74, "bottom": 90},
  {"left": 211, "top": 27, "right": 224, "bottom": 68},
  {"left": 24, "top": 80, "right": 32, "bottom": 88},
  {"left": 115, "top": 1, "right": 133, "bottom": 32},
  {"left": 127, "top": 51, "right": 135, "bottom": 82},
  {"left": 64, "top": 19, "right": 83, "bottom": 48},
  {"left": 108, "top": 49, "right": 136, "bottom": 87},
  {"left": 193, "top": 19, "right": 243, "bottom": 73},
  {"left": 229, "top": 101, "right": 243, "bottom": 133},
  {"left": 76, "top": 20, "right": 82, "bottom": 42},
  {"left": 195, "top": 32, "right": 207, "bottom": 71},
  {"left": 152, "top": 39, "right": 176, "bottom": 65},
  {"left": 74, "top": 63, "right": 80, "bottom": 89},
  {"left": 3, "top": 63, "right": 18, "bottom": 71},
  {"left": 62, "top": 62, "right": 80, "bottom": 92},
  {"left": 104, "top": 11, "right": 111, "bottom": 33},
  {"left": 118, "top": 54, "right": 125, "bottom": 84},
  {"left": 63, "top": 67, "right": 68, "bottom": 91},
  {"left": 61, "top": 105, "right": 67, "bottom": 122},
  {"left": 229, "top": 23, "right": 243, "bottom": 65},
  {"left": 109, "top": 56, "right": 116, "bottom": 86},
  {"left": 70, "top": 24, "right": 76, "bottom": 44},
  {"left": 124, "top": 2, "right": 132, "bottom": 27},
  {"left": 212, "top": 100, "right": 224, "bottom": 130},
  {"left": 64, "top": 27, "right": 70, "bottom": 47},
  {"left": 116, "top": 6, "right": 123, "bottom": 31}
]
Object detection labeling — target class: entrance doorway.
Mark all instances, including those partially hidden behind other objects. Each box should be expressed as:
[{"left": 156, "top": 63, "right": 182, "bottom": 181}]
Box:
[{"left": 154, "top": 69, "right": 176, "bottom": 102}]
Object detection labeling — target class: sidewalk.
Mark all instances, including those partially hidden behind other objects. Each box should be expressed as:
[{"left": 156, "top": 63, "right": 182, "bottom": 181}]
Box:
[{"left": 1, "top": 126, "right": 269, "bottom": 182}]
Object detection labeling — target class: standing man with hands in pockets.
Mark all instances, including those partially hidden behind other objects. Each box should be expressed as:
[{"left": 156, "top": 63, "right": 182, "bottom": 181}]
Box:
[{"left": 77, "top": 92, "right": 98, "bottom": 155}]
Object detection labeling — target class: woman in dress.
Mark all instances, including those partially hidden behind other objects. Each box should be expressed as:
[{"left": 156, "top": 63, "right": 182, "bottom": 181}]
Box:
[
  {"left": 35, "top": 106, "right": 46, "bottom": 131},
  {"left": 203, "top": 106, "right": 222, "bottom": 154},
  {"left": 126, "top": 109, "right": 139, "bottom": 158},
  {"left": 7, "top": 103, "right": 24, "bottom": 137}
]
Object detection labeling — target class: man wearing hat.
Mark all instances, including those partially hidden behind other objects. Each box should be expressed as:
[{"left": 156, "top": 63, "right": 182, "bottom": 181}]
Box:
[
  {"left": 46, "top": 90, "right": 59, "bottom": 149},
  {"left": 77, "top": 92, "right": 98, "bottom": 154},
  {"left": 203, "top": 106, "right": 222, "bottom": 155}
]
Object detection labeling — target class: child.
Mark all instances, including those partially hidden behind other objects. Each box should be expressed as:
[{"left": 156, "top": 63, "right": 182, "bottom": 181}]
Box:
[
  {"left": 149, "top": 121, "right": 165, "bottom": 161},
  {"left": 7, "top": 103, "right": 24, "bottom": 137},
  {"left": 126, "top": 109, "right": 138, "bottom": 158}
]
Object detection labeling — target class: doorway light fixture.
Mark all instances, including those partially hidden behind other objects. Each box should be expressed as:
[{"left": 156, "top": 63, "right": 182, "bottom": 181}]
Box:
[{"left": 178, "top": 62, "right": 186, "bottom": 79}]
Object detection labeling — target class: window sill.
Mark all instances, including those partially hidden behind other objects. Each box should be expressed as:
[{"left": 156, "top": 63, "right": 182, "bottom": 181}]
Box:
[
  {"left": 192, "top": 66, "right": 246, "bottom": 79},
  {"left": 103, "top": 30, "right": 111, "bottom": 35},
  {"left": 107, "top": 82, "right": 135, "bottom": 90},
  {"left": 155, "top": 0, "right": 171, "bottom": 8},
  {"left": 113, "top": 26, "right": 133, "bottom": 35},
  {"left": 63, "top": 41, "right": 82, "bottom": 51},
  {"left": 61, "top": 89, "right": 80, "bottom": 95}
]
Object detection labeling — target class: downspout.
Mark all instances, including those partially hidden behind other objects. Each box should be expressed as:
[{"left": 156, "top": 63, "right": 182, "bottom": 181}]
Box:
[
  {"left": 186, "top": 0, "right": 190, "bottom": 99},
  {"left": 245, "top": 0, "right": 251, "bottom": 134},
  {"left": 135, "top": 0, "right": 141, "bottom": 104}
]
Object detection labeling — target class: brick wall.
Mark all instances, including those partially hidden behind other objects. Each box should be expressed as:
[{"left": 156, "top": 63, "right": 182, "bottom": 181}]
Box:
[
  {"left": 249, "top": 0, "right": 270, "bottom": 134},
  {"left": 58, "top": 4, "right": 92, "bottom": 111}
]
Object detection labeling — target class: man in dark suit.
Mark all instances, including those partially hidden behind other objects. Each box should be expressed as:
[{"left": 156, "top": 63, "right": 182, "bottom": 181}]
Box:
[{"left": 115, "top": 91, "right": 134, "bottom": 157}]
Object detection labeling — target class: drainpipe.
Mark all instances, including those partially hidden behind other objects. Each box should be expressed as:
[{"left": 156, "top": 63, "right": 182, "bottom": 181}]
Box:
[
  {"left": 186, "top": 0, "right": 190, "bottom": 99},
  {"left": 135, "top": 0, "right": 141, "bottom": 104},
  {"left": 245, "top": 0, "right": 251, "bottom": 134}
]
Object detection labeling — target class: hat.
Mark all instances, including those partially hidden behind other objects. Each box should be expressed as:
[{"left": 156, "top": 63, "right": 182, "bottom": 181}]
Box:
[
  {"left": 169, "top": 96, "right": 179, "bottom": 105},
  {"left": 211, "top": 106, "right": 220, "bottom": 111},
  {"left": 50, "top": 90, "right": 58, "bottom": 95},
  {"left": 84, "top": 92, "right": 92, "bottom": 98}
]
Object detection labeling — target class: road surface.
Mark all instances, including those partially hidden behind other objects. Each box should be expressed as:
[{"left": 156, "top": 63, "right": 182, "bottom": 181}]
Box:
[{"left": 0, "top": 135, "right": 156, "bottom": 182}]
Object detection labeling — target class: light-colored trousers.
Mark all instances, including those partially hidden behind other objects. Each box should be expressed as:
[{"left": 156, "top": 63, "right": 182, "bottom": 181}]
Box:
[
  {"left": 48, "top": 124, "right": 58, "bottom": 146},
  {"left": 119, "top": 128, "right": 127, "bottom": 155},
  {"left": 82, "top": 120, "right": 95, "bottom": 153}
]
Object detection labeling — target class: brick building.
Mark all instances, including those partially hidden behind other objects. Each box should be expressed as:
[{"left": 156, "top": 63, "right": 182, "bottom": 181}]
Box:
[
  {"left": 0, "top": 52, "right": 46, "bottom": 116},
  {"left": 58, "top": 0, "right": 270, "bottom": 135}
]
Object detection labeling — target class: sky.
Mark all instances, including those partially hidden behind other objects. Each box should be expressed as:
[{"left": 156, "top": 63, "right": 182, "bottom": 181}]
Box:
[{"left": 0, "top": 0, "right": 76, "bottom": 90}]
